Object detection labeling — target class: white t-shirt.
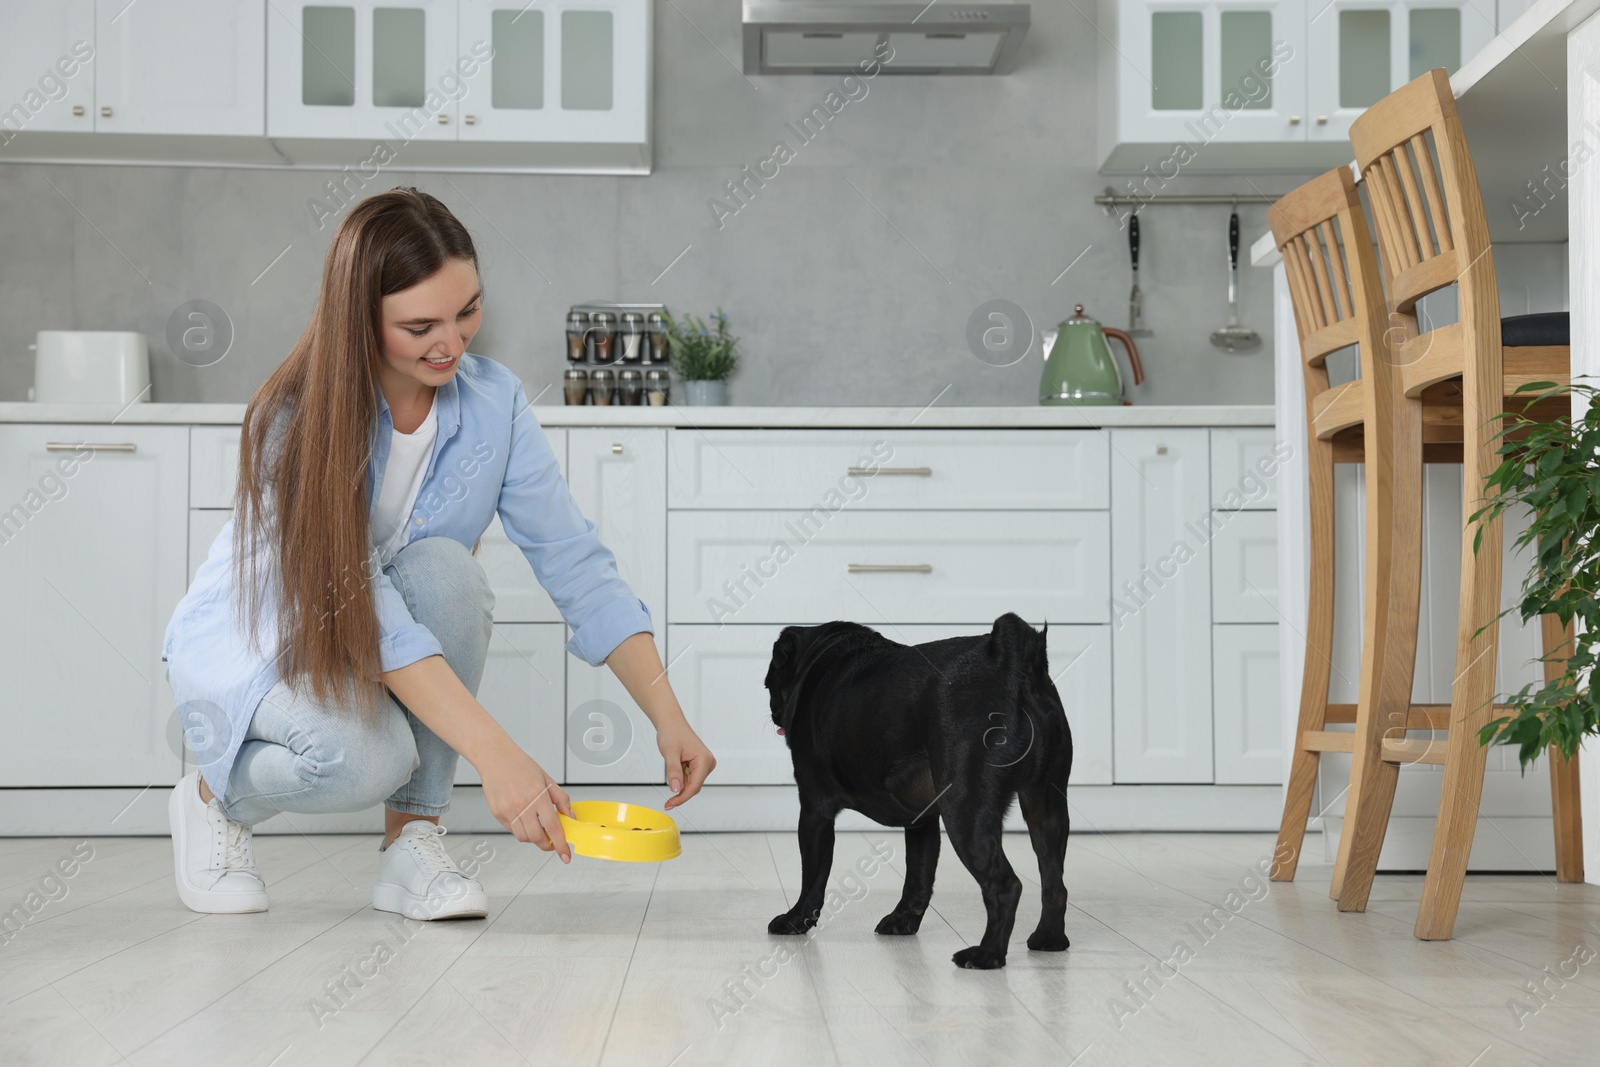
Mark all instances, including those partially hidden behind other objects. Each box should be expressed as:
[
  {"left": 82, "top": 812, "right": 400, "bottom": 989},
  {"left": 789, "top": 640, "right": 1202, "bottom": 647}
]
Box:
[{"left": 370, "top": 392, "right": 438, "bottom": 567}]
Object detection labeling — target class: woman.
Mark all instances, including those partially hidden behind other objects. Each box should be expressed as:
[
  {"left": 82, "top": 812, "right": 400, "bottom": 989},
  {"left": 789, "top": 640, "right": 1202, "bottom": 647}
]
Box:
[{"left": 162, "top": 187, "right": 715, "bottom": 920}]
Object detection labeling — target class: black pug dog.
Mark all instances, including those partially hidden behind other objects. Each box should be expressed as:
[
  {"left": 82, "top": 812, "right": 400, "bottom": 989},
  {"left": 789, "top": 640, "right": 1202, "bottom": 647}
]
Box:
[{"left": 764, "top": 612, "right": 1072, "bottom": 969}]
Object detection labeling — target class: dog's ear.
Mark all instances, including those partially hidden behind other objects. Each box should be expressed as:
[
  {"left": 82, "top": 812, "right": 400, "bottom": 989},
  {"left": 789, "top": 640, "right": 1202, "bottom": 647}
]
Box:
[{"left": 765, "top": 627, "right": 803, "bottom": 692}]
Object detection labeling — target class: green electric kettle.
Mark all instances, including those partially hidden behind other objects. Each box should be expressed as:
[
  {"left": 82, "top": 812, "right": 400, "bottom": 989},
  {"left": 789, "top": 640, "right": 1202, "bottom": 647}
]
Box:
[{"left": 1040, "top": 304, "right": 1146, "bottom": 406}]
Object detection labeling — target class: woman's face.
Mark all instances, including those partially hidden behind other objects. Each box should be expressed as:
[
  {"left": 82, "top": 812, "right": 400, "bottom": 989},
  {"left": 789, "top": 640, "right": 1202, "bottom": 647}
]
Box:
[{"left": 377, "top": 257, "right": 482, "bottom": 386}]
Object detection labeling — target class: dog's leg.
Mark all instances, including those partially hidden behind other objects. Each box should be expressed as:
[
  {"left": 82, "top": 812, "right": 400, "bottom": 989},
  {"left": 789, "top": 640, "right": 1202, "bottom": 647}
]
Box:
[
  {"left": 875, "top": 818, "right": 940, "bottom": 935},
  {"left": 1018, "top": 783, "right": 1070, "bottom": 951},
  {"left": 940, "top": 786, "right": 1021, "bottom": 969},
  {"left": 769, "top": 800, "right": 835, "bottom": 936}
]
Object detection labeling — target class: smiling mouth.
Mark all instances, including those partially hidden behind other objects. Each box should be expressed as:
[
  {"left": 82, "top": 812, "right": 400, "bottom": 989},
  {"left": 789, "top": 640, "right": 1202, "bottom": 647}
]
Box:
[{"left": 423, "top": 354, "right": 457, "bottom": 368}]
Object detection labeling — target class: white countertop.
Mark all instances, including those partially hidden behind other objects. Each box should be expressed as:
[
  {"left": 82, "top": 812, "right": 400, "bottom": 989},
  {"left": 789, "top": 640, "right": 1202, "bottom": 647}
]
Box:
[{"left": 0, "top": 401, "right": 1274, "bottom": 428}]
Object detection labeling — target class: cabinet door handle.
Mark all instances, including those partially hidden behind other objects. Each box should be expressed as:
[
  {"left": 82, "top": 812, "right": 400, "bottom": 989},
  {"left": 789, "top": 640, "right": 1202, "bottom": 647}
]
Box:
[
  {"left": 611, "top": 442, "right": 624, "bottom": 454},
  {"left": 1288, "top": 114, "right": 1301, "bottom": 125},
  {"left": 464, "top": 114, "right": 477, "bottom": 125},
  {"left": 437, "top": 113, "right": 449, "bottom": 124},
  {"left": 100, "top": 106, "right": 113, "bottom": 118},
  {"left": 72, "top": 104, "right": 85, "bottom": 117},
  {"left": 1316, "top": 115, "right": 1329, "bottom": 125},
  {"left": 847, "top": 563, "right": 932, "bottom": 574},
  {"left": 47, "top": 442, "right": 137, "bottom": 452},
  {"left": 847, "top": 465, "right": 931, "bottom": 477}
]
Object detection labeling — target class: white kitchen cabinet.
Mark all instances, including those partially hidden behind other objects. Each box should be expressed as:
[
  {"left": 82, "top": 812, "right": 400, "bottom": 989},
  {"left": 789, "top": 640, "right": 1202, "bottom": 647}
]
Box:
[
  {"left": 1109, "top": 0, "right": 1306, "bottom": 147},
  {"left": 95, "top": 0, "right": 265, "bottom": 135},
  {"left": 1211, "top": 509, "right": 1279, "bottom": 623},
  {"left": 456, "top": 622, "right": 565, "bottom": 784},
  {"left": 267, "top": 0, "right": 460, "bottom": 140},
  {"left": 1098, "top": 0, "right": 1492, "bottom": 171},
  {"left": 1110, "top": 428, "right": 1214, "bottom": 783},
  {"left": 188, "top": 509, "right": 231, "bottom": 584},
  {"left": 1213, "top": 623, "right": 1281, "bottom": 784},
  {"left": 667, "top": 510, "right": 1111, "bottom": 626},
  {"left": 457, "top": 0, "right": 650, "bottom": 145},
  {"left": 1304, "top": 0, "right": 1494, "bottom": 143},
  {"left": 665, "top": 622, "right": 1114, "bottom": 787},
  {"left": 0, "top": 425, "right": 188, "bottom": 786},
  {"left": 1210, "top": 427, "right": 1284, "bottom": 509},
  {"left": 563, "top": 428, "right": 667, "bottom": 785},
  {"left": 0, "top": 1, "right": 95, "bottom": 134}
]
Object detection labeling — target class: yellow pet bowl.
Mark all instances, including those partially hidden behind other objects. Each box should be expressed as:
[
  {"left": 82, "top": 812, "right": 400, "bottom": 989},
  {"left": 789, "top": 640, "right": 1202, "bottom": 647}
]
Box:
[{"left": 557, "top": 801, "right": 681, "bottom": 863}]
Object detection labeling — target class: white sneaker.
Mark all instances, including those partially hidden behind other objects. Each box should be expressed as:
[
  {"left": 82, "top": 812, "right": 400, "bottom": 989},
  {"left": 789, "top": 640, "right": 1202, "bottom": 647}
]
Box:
[
  {"left": 372, "top": 821, "right": 488, "bottom": 921},
  {"left": 168, "top": 771, "right": 268, "bottom": 914}
]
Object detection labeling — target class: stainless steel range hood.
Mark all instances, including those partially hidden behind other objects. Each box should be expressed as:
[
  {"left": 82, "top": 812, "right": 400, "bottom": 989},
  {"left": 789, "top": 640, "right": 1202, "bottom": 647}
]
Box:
[{"left": 742, "top": 2, "right": 1030, "bottom": 75}]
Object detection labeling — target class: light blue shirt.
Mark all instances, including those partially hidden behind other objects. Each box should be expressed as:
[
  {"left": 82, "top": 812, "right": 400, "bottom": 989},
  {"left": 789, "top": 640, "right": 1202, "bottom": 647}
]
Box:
[{"left": 162, "top": 353, "right": 654, "bottom": 802}]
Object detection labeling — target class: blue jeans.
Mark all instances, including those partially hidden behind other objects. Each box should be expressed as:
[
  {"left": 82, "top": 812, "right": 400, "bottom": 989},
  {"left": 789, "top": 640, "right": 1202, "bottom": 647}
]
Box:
[{"left": 219, "top": 537, "right": 494, "bottom": 827}]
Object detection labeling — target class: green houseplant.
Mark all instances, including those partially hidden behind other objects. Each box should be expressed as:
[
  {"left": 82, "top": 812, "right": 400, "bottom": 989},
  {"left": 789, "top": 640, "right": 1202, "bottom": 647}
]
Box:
[
  {"left": 1470, "top": 380, "right": 1596, "bottom": 767},
  {"left": 661, "top": 308, "right": 739, "bottom": 406}
]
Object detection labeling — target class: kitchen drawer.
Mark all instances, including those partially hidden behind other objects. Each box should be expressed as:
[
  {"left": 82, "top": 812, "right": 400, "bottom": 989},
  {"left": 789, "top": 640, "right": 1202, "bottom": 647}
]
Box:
[
  {"left": 1211, "top": 511, "right": 1279, "bottom": 623},
  {"left": 190, "top": 425, "right": 241, "bottom": 508},
  {"left": 667, "top": 510, "right": 1110, "bottom": 625},
  {"left": 1210, "top": 428, "right": 1287, "bottom": 511},
  {"left": 667, "top": 430, "right": 1110, "bottom": 510},
  {"left": 665, "top": 622, "right": 1113, "bottom": 786}
]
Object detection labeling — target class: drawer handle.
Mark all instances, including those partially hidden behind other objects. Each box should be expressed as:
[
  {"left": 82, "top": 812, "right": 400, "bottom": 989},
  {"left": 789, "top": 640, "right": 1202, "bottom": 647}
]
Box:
[
  {"left": 847, "top": 466, "right": 931, "bottom": 477},
  {"left": 47, "top": 442, "right": 137, "bottom": 452},
  {"left": 848, "top": 563, "right": 932, "bottom": 574},
  {"left": 611, "top": 442, "right": 624, "bottom": 454}
]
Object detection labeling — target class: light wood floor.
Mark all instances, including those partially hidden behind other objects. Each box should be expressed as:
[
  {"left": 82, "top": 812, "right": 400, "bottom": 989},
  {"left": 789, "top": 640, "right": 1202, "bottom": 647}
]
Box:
[{"left": 1, "top": 829, "right": 1597, "bottom": 1066}]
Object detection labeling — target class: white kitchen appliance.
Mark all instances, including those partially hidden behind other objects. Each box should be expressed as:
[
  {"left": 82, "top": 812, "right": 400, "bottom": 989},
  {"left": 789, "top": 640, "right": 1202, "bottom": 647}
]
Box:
[{"left": 29, "top": 331, "right": 151, "bottom": 404}]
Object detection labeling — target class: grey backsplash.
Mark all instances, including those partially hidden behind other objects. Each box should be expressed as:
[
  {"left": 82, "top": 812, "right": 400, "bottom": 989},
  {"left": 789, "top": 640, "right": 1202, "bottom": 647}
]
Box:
[{"left": 1, "top": 1, "right": 1323, "bottom": 409}]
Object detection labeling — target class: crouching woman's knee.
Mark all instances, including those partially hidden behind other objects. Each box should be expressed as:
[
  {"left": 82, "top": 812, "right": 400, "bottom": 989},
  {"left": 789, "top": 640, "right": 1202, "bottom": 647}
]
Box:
[{"left": 320, "top": 707, "right": 420, "bottom": 810}]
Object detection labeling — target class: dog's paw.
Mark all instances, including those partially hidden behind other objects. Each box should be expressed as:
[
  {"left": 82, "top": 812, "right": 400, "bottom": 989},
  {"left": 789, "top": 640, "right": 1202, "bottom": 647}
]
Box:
[
  {"left": 768, "top": 911, "right": 818, "bottom": 936},
  {"left": 1027, "top": 929, "right": 1070, "bottom": 952},
  {"left": 874, "top": 910, "right": 923, "bottom": 936},
  {"left": 952, "top": 946, "right": 1007, "bottom": 970}
]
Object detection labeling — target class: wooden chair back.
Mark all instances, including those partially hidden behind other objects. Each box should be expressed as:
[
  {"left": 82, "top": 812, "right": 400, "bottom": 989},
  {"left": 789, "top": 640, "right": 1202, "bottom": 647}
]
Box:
[{"left": 1349, "top": 67, "right": 1500, "bottom": 400}]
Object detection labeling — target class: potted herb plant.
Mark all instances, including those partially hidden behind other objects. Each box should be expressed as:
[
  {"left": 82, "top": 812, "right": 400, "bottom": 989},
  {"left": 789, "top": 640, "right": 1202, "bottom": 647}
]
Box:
[
  {"left": 661, "top": 307, "right": 739, "bottom": 406},
  {"left": 1470, "top": 380, "right": 1596, "bottom": 767}
]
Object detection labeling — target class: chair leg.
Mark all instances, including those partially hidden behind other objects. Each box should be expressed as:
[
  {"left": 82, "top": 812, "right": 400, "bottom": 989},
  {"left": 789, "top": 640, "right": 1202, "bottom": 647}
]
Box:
[
  {"left": 1274, "top": 452, "right": 1337, "bottom": 882},
  {"left": 1413, "top": 459, "right": 1503, "bottom": 941},
  {"left": 1542, "top": 614, "right": 1584, "bottom": 883},
  {"left": 1332, "top": 403, "right": 1425, "bottom": 909}
]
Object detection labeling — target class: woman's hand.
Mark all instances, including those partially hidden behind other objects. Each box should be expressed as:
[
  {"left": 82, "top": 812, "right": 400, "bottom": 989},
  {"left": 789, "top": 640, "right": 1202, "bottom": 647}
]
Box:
[
  {"left": 478, "top": 745, "right": 575, "bottom": 862},
  {"left": 657, "top": 723, "right": 716, "bottom": 810}
]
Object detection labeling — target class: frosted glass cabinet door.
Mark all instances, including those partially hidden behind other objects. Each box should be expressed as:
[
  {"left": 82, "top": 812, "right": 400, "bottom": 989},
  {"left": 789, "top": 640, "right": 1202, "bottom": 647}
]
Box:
[
  {"left": 0, "top": 426, "right": 189, "bottom": 786},
  {"left": 0, "top": 0, "right": 95, "bottom": 133},
  {"left": 267, "top": 0, "right": 458, "bottom": 139},
  {"left": 1117, "top": 0, "right": 1307, "bottom": 146},
  {"left": 1305, "top": 1, "right": 1494, "bottom": 143},
  {"left": 95, "top": 0, "right": 265, "bottom": 135},
  {"left": 456, "top": 0, "right": 649, "bottom": 144}
]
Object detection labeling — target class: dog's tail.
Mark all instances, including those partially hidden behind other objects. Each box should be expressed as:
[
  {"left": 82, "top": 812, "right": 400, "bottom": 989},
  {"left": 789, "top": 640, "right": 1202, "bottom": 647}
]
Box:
[{"left": 988, "top": 613, "right": 1057, "bottom": 706}]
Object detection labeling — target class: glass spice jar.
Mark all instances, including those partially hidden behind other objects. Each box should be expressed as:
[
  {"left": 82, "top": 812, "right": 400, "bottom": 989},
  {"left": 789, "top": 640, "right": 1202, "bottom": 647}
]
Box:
[
  {"left": 619, "top": 311, "right": 646, "bottom": 362},
  {"left": 618, "top": 368, "right": 644, "bottom": 405},
  {"left": 590, "top": 368, "right": 616, "bottom": 406},
  {"left": 589, "top": 311, "right": 617, "bottom": 364},
  {"left": 565, "top": 310, "right": 589, "bottom": 362},
  {"left": 645, "top": 368, "right": 670, "bottom": 406},
  {"left": 644, "top": 311, "right": 666, "bottom": 363},
  {"left": 563, "top": 367, "right": 589, "bottom": 405}
]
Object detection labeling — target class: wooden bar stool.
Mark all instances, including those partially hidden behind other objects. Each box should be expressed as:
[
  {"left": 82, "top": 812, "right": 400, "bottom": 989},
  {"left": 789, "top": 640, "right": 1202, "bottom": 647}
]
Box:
[
  {"left": 1338, "top": 68, "right": 1581, "bottom": 940},
  {"left": 1267, "top": 166, "right": 1433, "bottom": 894}
]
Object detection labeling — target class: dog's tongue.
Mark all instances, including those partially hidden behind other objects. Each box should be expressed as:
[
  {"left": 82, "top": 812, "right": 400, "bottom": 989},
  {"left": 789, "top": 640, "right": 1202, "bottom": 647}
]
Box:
[{"left": 777, "top": 728, "right": 786, "bottom": 736}]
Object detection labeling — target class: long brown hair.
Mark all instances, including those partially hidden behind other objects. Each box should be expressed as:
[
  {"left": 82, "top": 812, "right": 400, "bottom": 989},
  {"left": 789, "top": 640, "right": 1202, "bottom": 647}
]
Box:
[{"left": 234, "top": 187, "right": 478, "bottom": 714}]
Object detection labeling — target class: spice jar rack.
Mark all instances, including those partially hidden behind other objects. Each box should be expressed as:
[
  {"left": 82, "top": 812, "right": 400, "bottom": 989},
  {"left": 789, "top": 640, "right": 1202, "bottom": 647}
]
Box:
[{"left": 564, "top": 301, "right": 670, "bottom": 406}]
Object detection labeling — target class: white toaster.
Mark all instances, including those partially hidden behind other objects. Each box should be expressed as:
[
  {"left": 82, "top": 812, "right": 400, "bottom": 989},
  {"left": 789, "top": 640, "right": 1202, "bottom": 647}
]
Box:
[{"left": 29, "top": 331, "right": 151, "bottom": 404}]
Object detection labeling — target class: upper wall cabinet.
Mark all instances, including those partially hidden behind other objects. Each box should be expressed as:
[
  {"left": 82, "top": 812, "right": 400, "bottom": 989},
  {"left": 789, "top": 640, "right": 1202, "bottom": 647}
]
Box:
[
  {"left": 1304, "top": 1, "right": 1493, "bottom": 143},
  {"left": 97, "top": 0, "right": 266, "bottom": 135},
  {"left": 267, "top": 0, "right": 460, "bottom": 140},
  {"left": 0, "top": 0, "right": 651, "bottom": 173},
  {"left": 1098, "top": 0, "right": 1493, "bottom": 173}
]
